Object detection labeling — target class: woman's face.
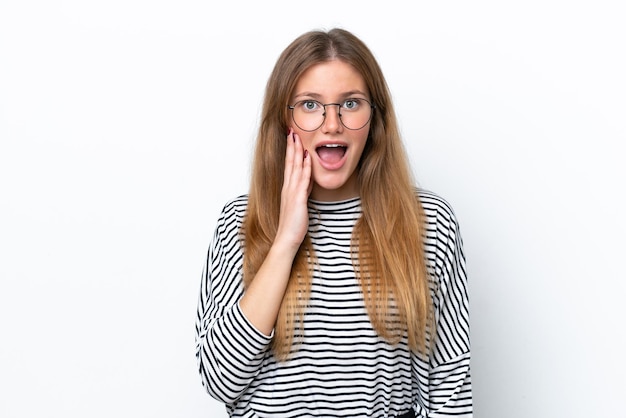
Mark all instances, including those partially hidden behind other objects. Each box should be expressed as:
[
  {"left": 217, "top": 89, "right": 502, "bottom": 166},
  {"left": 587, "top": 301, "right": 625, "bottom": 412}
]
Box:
[{"left": 290, "top": 60, "right": 371, "bottom": 201}]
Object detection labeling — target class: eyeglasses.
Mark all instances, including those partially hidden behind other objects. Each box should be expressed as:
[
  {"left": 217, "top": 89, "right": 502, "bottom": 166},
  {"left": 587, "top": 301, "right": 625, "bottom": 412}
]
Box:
[{"left": 287, "top": 98, "right": 375, "bottom": 132}]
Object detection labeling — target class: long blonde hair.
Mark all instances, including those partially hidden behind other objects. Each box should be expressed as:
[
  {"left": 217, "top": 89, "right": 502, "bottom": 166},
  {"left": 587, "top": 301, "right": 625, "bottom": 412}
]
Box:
[{"left": 243, "top": 28, "right": 432, "bottom": 360}]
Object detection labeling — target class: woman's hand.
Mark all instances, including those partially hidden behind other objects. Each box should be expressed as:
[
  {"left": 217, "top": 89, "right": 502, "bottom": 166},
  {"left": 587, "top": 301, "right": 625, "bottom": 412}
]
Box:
[
  {"left": 275, "top": 128, "right": 312, "bottom": 252},
  {"left": 239, "top": 129, "right": 311, "bottom": 335}
]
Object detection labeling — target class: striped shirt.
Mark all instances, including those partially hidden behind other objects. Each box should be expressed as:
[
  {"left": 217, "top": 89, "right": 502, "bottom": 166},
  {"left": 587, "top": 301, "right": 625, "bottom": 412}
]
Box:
[{"left": 195, "top": 189, "right": 472, "bottom": 417}]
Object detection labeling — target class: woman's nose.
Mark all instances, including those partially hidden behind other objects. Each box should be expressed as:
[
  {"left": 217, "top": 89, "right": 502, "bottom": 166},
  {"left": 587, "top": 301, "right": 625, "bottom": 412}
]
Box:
[{"left": 321, "top": 104, "right": 343, "bottom": 133}]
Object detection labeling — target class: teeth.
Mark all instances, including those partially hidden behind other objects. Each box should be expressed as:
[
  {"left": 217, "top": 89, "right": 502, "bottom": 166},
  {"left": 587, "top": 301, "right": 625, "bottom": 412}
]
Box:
[{"left": 323, "top": 144, "right": 343, "bottom": 148}]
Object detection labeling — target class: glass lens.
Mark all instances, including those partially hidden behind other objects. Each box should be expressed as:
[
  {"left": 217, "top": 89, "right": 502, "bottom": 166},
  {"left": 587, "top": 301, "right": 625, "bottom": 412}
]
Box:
[
  {"left": 292, "top": 100, "right": 325, "bottom": 131},
  {"left": 339, "top": 99, "right": 371, "bottom": 130}
]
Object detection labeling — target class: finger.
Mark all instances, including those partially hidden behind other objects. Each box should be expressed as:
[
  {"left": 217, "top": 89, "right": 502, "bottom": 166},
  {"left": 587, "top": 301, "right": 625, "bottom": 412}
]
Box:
[
  {"left": 284, "top": 132, "right": 302, "bottom": 190},
  {"left": 292, "top": 131, "right": 304, "bottom": 166},
  {"left": 283, "top": 128, "right": 295, "bottom": 183},
  {"left": 303, "top": 149, "right": 313, "bottom": 195}
]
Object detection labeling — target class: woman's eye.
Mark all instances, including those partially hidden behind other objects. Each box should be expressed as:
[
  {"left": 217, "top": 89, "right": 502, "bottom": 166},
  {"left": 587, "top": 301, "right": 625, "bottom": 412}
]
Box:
[
  {"left": 343, "top": 99, "right": 359, "bottom": 110},
  {"left": 303, "top": 101, "right": 319, "bottom": 111}
]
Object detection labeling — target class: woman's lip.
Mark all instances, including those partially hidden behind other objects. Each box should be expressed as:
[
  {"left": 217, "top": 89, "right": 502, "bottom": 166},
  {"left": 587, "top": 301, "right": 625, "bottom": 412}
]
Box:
[
  {"left": 316, "top": 140, "right": 348, "bottom": 148},
  {"left": 315, "top": 146, "right": 348, "bottom": 171}
]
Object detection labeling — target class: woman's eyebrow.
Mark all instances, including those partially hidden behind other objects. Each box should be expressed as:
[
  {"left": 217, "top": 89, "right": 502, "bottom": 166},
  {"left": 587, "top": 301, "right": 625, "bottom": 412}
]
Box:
[
  {"left": 293, "top": 92, "right": 323, "bottom": 100},
  {"left": 341, "top": 90, "right": 368, "bottom": 98},
  {"left": 293, "top": 90, "right": 369, "bottom": 100}
]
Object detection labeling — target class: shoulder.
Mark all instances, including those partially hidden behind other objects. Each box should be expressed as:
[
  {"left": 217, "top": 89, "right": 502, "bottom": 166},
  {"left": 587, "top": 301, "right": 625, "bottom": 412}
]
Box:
[
  {"left": 416, "top": 188, "right": 460, "bottom": 228},
  {"left": 219, "top": 194, "right": 249, "bottom": 218},
  {"left": 416, "top": 188, "right": 464, "bottom": 260},
  {"left": 213, "top": 194, "right": 249, "bottom": 237},
  {"left": 416, "top": 189, "right": 467, "bottom": 288}
]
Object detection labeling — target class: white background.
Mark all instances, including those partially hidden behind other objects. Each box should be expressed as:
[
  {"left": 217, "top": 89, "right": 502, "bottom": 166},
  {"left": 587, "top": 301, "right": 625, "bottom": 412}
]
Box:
[{"left": 1, "top": 1, "right": 625, "bottom": 417}]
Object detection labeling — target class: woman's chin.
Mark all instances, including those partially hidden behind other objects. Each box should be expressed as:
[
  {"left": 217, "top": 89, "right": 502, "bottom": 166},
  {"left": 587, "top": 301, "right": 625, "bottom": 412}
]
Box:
[{"left": 311, "top": 177, "right": 358, "bottom": 201}]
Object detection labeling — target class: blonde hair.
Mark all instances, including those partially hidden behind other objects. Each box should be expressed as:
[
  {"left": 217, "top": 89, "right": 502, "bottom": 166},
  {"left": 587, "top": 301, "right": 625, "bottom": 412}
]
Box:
[{"left": 243, "top": 28, "right": 432, "bottom": 360}]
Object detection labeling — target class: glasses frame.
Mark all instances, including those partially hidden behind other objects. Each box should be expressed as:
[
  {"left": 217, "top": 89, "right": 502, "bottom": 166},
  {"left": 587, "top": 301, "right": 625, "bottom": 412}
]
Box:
[{"left": 287, "top": 98, "right": 376, "bottom": 132}]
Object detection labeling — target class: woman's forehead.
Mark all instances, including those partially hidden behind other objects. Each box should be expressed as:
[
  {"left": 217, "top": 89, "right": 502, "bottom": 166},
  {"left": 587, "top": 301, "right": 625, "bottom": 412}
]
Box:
[{"left": 293, "top": 60, "right": 368, "bottom": 100}]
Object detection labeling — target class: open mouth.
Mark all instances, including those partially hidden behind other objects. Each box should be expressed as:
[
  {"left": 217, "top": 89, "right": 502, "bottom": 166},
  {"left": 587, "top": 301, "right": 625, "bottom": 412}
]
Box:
[{"left": 316, "top": 144, "right": 347, "bottom": 164}]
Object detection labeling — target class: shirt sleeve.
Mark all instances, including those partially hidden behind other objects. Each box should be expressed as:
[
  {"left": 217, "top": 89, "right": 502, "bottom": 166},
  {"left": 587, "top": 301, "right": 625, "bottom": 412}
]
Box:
[
  {"left": 414, "top": 192, "right": 473, "bottom": 417},
  {"left": 194, "top": 198, "right": 273, "bottom": 404}
]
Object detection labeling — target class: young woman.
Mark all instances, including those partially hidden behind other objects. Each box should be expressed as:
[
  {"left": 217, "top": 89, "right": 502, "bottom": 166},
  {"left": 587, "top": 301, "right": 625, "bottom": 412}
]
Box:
[{"left": 195, "top": 28, "right": 472, "bottom": 417}]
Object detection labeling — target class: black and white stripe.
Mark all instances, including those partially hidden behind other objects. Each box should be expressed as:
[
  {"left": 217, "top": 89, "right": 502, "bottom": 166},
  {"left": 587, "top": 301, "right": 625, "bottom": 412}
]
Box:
[{"left": 195, "top": 189, "right": 472, "bottom": 417}]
